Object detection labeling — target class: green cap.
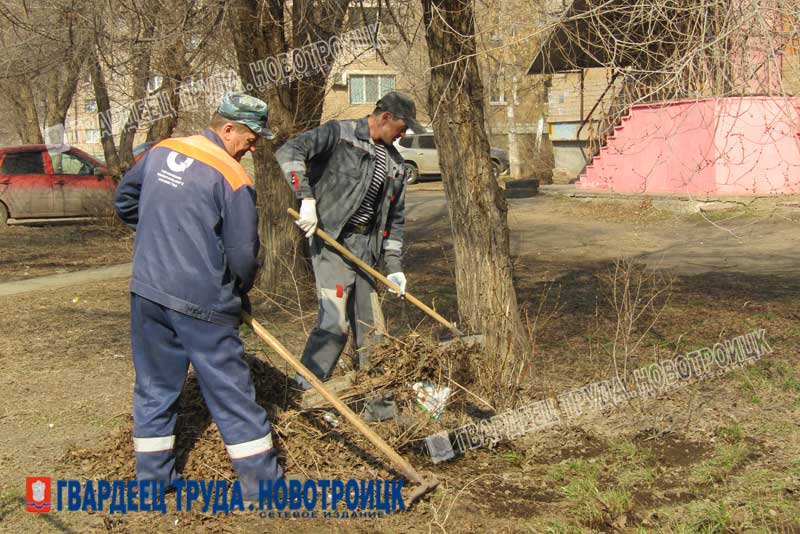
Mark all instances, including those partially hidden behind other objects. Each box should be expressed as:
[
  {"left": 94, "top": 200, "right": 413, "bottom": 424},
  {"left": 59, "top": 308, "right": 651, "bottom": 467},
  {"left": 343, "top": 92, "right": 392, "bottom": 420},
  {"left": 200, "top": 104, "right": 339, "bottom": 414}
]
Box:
[{"left": 217, "top": 93, "right": 275, "bottom": 140}]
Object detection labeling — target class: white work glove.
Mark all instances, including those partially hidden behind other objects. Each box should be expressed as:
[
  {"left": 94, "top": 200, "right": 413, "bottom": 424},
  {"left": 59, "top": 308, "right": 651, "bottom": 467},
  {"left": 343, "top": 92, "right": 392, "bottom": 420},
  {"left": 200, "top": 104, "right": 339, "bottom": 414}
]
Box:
[
  {"left": 296, "top": 198, "right": 318, "bottom": 238},
  {"left": 387, "top": 272, "right": 407, "bottom": 296}
]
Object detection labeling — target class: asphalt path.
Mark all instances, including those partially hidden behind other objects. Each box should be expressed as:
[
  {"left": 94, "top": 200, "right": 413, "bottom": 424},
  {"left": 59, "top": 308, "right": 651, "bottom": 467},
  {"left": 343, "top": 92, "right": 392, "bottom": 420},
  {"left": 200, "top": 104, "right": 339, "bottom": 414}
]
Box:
[
  {"left": 404, "top": 185, "right": 800, "bottom": 276},
  {"left": 2, "top": 185, "right": 798, "bottom": 297}
]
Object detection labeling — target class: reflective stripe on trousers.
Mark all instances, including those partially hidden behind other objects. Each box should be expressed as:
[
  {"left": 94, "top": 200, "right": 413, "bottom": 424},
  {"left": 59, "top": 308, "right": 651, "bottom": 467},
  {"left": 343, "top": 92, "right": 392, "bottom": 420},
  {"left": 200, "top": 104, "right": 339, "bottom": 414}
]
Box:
[{"left": 130, "top": 293, "right": 282, "bottom": 496}]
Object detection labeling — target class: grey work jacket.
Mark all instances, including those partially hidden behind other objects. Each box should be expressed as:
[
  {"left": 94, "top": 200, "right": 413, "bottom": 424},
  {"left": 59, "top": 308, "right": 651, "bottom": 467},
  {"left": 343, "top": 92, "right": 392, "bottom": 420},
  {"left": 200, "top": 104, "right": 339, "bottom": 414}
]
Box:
[{"left": 274, "top": 117, "right": 406, "bottom": 273}]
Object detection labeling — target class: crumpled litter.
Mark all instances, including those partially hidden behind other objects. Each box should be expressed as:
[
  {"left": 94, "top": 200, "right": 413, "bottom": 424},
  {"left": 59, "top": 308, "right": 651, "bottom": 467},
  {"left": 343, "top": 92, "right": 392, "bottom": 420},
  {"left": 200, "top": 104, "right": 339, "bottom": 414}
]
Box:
[{"left": 412, "top": 381, "right": 451, "bottom": 420}]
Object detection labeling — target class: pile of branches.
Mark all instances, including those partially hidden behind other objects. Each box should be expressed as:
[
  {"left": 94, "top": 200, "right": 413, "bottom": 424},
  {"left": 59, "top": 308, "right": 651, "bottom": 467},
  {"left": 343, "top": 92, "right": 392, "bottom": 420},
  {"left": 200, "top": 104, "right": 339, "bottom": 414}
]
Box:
[{"left": 61, "top": 334, "right": 485, "bottom": 482}]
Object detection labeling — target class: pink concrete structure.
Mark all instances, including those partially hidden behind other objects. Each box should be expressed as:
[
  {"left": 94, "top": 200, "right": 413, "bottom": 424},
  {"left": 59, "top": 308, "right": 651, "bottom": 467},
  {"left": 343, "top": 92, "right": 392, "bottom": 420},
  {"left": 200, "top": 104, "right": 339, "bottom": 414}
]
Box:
[{"left": 578, "top": 97, "right": 800, "bottom": 195}]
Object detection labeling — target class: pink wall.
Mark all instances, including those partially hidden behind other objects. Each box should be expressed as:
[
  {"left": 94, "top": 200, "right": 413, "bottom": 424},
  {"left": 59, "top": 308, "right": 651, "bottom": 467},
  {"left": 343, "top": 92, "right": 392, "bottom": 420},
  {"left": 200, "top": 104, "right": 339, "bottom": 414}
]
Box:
[{"left": 579, "top": 97, "right": 800, "bottom": 195}]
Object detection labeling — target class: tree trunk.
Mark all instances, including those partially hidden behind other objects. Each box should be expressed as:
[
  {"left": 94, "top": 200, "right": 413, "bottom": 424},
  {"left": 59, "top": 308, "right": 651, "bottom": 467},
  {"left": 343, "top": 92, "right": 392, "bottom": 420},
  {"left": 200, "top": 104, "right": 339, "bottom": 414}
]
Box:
[
  {"left": 228, "top": 0, "right": 349, "bottom": 295},
  {"left": 228, "top": 0, "right": 304, "bottom": 295},
  {"left": 40, "top": 56, "right": 85, "bottom": 151},
  {"left": 40, "top": 4, "right": 88, "bottom": 140},
  {"left": 7, "top": 81, "right": 44, "bottom": 144},
  {"left": 89, "top": 47, "right": 121, "bottom": 175},
  {"left": 118, "top": 51, "right": 151, "bottom": 168},
  {"left": 146, "top": 35, "right": 190, "bottom": 143},
  {"left": 421, "top": 0, "right": 528, "bottom": 397},
  {"left": 118, "top": 11, "right": 156, "bottom": 170},
  {"left": 145, "top": 82, "right": 180, "bottom": 143}
]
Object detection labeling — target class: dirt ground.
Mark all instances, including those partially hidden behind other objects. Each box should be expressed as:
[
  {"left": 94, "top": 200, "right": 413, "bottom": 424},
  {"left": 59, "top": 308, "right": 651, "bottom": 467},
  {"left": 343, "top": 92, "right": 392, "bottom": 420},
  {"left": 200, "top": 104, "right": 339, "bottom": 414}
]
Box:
[
  {"left": 0, "top": 219, "right": 133, "bottom": 282},
  {"left": 1, "top": 188, "right": 799, "bottom": 533}
]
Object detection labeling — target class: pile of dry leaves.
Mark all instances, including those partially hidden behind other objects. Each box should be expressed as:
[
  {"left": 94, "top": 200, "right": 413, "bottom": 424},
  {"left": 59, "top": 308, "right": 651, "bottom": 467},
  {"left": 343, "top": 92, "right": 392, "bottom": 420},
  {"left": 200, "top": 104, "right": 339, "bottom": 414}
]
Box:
[{"left": 61, "top": 334, "right": 486, "bottom": 482}]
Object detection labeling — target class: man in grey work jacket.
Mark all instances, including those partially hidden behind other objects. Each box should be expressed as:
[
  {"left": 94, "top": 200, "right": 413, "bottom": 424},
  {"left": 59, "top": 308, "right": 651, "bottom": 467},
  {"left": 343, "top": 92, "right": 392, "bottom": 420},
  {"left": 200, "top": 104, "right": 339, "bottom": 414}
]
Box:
[
  {"left": 114, "top": 94, "right": 283, "bottom": 500},
  {"left": 275, "top": 92, "right": 423, "bottom": 395}
]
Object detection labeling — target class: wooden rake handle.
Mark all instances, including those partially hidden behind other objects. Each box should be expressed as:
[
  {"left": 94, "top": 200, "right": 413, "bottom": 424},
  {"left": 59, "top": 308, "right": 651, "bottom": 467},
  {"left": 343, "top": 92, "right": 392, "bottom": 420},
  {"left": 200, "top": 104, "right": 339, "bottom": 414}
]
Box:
[
  {"left": 287, "top": 208, "right": 464, "bottom": 337},
  {"left": 243, "top": 312, "right": 425, "bottom": 485}
]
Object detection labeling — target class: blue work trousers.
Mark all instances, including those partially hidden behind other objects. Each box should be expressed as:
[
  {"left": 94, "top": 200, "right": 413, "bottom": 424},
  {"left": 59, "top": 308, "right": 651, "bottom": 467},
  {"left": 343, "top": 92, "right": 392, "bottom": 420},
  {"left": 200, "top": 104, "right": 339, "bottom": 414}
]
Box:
[{"left": 130, "top": 293, "right": 282, "bottom": 500}]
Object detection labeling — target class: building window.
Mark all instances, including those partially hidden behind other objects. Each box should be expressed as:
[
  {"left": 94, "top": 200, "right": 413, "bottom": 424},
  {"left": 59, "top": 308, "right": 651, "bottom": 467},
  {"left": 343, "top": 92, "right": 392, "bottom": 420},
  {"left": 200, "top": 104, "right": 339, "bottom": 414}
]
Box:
[
  {"left": 85, "top": 129, "right": 101, "bottom": 144},
  {"left": 490, "top": 76, "right": 506, "bottom": 105},
  {"left": 349, "top": 75, "right": 395, "bottom": 105},
  {"left": 346, "top": 6, "right": 396, "bottom": 46},
  {"left": 489, "top": 12, "right": 502, "bottom": 43},
  {"left": 84, "top": 99, "right": 97, "bottom": 113},
  {"left": 349, "top": 6, "right": 379, "bottom": 30}
]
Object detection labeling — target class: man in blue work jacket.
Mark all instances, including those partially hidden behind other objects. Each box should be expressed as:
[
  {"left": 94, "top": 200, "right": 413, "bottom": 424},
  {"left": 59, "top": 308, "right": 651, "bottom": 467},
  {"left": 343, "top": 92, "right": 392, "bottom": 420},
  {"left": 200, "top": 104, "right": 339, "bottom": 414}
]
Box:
[{"left": 115, "top": 93, "right": 283, "bottom": 500}]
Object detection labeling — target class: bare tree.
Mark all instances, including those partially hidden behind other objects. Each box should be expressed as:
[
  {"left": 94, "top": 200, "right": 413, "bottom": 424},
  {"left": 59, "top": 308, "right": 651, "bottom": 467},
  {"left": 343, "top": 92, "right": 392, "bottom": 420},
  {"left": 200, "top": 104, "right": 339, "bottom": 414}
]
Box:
[
  {"left": 0, "top": 0, "right": 92, "bottom": 144},
  {"left": 0, "top": 10, "right": 42, "bottom": 143},
  {"left": 84, "top": 0, "right": 227, "bottom": 175},
  {"left": 421, "top": 0, "right": 529, "bottom": 398},
  {"left": 89, "top": 43, "right": 121, "bottom": 171},
  {"left": 4, "top": 81, "right": 44, "bottom": 144},
  {"left": 532, "top": 0, "right": 800, "bottom": 149}
]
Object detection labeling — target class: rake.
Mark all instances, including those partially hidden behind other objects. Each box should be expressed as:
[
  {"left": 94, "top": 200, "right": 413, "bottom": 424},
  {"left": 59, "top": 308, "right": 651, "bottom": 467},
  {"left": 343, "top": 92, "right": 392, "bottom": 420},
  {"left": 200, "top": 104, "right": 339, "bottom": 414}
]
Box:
[{"left": 243, "top": 312, "right": 440, "bottom": 508}]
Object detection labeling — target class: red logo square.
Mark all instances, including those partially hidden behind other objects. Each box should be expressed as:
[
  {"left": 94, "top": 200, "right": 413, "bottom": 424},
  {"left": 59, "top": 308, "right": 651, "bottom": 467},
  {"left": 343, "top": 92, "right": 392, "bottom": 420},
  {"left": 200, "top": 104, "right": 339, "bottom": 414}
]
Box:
[{"left": 26, "top": 477, "right": 51, "bottom": 513}]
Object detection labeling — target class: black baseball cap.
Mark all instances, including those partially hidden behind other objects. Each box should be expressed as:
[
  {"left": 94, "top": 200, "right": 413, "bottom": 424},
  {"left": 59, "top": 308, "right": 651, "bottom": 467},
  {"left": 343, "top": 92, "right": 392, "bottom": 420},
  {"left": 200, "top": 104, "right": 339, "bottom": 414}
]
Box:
[{"left": 375, "top": 91, "right": 425, "bottom": 133}]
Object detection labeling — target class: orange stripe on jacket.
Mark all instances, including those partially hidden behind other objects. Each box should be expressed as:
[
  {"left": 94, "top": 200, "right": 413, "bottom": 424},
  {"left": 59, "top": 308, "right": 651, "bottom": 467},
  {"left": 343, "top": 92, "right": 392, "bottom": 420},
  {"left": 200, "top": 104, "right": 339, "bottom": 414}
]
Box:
[{"left": 157, "top": 135, "right": 253, "bottom": 191}]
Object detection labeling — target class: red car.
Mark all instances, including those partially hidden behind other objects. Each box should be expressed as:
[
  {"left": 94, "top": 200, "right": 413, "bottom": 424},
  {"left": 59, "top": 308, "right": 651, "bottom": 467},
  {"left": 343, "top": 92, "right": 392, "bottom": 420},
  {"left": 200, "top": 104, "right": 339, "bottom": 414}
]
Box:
[{"left": 0, "top": 145, "right": 116, "bottom": 225}]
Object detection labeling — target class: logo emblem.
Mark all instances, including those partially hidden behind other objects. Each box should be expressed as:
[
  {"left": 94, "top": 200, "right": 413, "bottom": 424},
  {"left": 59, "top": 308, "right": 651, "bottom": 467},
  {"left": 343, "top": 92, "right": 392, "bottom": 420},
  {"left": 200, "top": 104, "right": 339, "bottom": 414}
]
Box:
[
  {"left": 26, "top": 477, "right": 51, "bottom": 513},
  {"left": 166, "top": 151, "right": 194, "bottom": 173}
]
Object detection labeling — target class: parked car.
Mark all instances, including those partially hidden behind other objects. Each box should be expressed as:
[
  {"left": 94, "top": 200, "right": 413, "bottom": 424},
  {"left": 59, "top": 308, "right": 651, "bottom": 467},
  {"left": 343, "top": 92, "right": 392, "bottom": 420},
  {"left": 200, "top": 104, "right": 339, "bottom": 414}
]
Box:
[
  {"left": 0, "top": 145, "right": 116, "bottom": 224},
  {"left": 395, "top": 133, "right": 510, "bottom": 184}
]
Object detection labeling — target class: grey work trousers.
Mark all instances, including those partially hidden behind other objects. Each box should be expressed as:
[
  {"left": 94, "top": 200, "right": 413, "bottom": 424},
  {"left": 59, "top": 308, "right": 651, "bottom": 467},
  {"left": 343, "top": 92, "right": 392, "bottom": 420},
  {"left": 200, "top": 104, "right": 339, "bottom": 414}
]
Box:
[{"left": 300, "top": 231, "right": 386, "bottom": 380}]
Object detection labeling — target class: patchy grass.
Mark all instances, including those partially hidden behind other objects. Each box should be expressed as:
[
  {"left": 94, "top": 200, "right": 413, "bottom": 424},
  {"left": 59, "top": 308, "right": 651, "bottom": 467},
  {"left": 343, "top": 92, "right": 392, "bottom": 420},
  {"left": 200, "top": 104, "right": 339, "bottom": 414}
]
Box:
[
  {"left": 690, "top": 442, "right": 754, "bottom": 485},
  {"left": 547, "top": 458, "right": 601, "bottom": 486},
  {"left": 715, "top": 423, "right": 745, "bottom": 443},
  {"left": 594, "top": 487, "right": 634, "bottom": 518},
  {"left": 546, "top": 195, "right": 676, "bottom": 225},
  {"left": 544, "top": 456, "right": 637, "bottom": 527},
  {"left": 496, "top": 451, "right": 525, "bottom": 466},
  {"left": 734, "top": 359, "right": 800, "bottom": 406},
  {"left": 791, "top": 458, "right": 800, "bottom": 477},
  {"left": 617, "top": 465, "right": 657, "bottom": 489},
  {"left": 542, "top": 521, "right": 592, "bottom": 534},
  {"left": 678, "top": 500, "right": 737, "bottom": 533},
  {"left": 608, "top": 438, "right": 656, "bottom": 467}
]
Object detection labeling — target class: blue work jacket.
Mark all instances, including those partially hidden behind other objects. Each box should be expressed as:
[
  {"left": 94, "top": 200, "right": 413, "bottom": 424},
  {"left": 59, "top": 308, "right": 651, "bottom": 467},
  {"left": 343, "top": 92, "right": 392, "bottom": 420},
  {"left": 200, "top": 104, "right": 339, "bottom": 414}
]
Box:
[{"left": 115, "top": 129, "right": 259, "bottom": 327}]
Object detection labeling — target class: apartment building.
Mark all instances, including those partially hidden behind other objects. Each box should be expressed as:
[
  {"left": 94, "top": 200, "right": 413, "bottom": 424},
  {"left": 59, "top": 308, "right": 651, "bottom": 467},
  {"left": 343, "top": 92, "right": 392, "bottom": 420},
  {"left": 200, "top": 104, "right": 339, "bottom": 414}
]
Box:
[
  {"left": 60, "top": 2, "right": 551, "bottom": 179},
  {"left": 321, "top": 1, "right": 551, "bottom": 178}
]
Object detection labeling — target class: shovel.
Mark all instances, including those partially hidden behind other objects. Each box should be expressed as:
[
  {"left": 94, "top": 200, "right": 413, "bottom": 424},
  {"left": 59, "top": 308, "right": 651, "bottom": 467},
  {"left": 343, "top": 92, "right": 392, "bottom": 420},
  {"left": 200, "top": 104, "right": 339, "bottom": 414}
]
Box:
[
  {"left": 243, "top": 312, "right": 440, "bottom": 507},
  {"left": 287, "top": 208, "right": 483, "bottom": 346}
]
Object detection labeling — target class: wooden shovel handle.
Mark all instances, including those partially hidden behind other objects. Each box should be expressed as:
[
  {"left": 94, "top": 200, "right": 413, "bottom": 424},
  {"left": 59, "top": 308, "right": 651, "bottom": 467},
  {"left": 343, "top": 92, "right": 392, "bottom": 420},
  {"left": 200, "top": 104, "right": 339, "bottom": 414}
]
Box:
[
  {"left": 287, "top": 208, "right": 464, "bottom": 337},
  {"left": 243, "top": 312, "right": 424, "bottom": 485}
]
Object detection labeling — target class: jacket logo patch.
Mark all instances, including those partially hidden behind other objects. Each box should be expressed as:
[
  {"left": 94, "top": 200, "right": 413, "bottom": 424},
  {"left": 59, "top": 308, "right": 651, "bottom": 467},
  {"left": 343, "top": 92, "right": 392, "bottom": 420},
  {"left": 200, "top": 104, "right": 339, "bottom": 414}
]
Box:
[{"left": 166, "top": 151, "right": 195, "bottom": 173}]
